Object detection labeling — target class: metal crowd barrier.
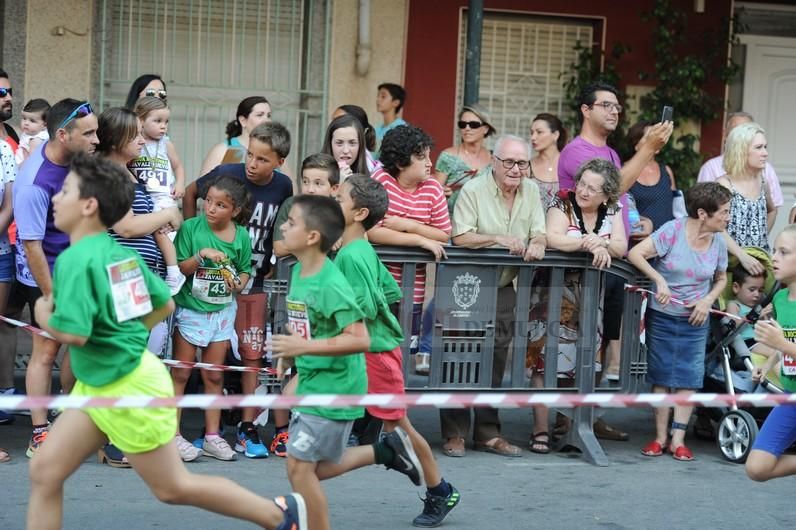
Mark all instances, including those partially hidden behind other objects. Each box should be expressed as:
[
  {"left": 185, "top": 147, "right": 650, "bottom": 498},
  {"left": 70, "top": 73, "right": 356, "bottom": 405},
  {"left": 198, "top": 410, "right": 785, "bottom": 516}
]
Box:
[{"left": 274, "top": 246, "right": 645, "bottom": 466}]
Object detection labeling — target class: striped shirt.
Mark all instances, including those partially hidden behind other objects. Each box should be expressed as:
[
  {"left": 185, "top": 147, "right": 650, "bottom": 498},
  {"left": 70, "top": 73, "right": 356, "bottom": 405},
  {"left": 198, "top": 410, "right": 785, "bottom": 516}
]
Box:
[
  {"left": 373, "top": 168, "right": 451, "bottom": 304},
  {"left": 109, "top": 184, "right": 164, "bottom": 277}
]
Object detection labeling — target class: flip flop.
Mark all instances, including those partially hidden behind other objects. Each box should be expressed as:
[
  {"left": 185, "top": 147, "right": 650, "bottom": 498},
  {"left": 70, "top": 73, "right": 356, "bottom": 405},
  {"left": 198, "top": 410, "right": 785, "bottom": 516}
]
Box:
[
  {"left": 475, "top": 437, "right": 522, "bottom": 457},
  {"left": 0, "top": 447, "right": 10, "bottom": 463},
  {"left": 670, "top": 445, "right": 694, "bottom": 461}
]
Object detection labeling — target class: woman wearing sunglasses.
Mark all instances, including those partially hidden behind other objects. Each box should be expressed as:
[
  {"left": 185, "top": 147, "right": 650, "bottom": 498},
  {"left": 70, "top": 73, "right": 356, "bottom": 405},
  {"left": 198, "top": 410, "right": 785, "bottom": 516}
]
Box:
[
  {"left": 124, "top": 74, "right": 167, "bottom": 110},
  {"left": 433, "top": 104, "right": 495, "bottom": 213}
]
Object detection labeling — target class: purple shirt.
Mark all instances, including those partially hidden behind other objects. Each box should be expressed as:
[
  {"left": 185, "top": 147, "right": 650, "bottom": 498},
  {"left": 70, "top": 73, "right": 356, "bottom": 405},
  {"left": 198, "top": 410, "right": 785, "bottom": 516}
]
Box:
[
  {"left": 13, "top": 142, "right": 70, "bottom": 286},
  {"left": 558, "top": 136, "right": 630, "bottom": 241}
]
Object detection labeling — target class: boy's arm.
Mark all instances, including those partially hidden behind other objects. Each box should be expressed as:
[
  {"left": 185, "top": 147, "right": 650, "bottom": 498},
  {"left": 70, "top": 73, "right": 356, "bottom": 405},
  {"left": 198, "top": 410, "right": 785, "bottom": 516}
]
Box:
[
  {"left": 271, "top": 321, "right": 370, "bottom": 359},
  {"left": 166, "top": 140, "right": 185, "bottom": 198},
  {"left": 35, "top": 295, "right": 88, "bottom": 346},
  {"left": 141, "top": 298, "right": 175, "bottom": 330}
]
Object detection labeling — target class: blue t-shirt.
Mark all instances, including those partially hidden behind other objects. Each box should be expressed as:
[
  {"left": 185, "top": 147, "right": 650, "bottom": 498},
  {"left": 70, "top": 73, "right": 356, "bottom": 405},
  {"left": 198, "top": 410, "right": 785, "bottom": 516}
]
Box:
[
  {"left": 195, "top": 163, "right": 293, "bottom": 294},
  {"left": 376, "top": 118, "right": 407, "bottom": 144},
  {"left": 13, "top": 142, "right": 70, "bottom": 286}
]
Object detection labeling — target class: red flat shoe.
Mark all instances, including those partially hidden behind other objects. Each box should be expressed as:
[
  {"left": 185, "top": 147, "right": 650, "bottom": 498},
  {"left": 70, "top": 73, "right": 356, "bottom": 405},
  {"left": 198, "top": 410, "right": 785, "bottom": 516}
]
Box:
[
  {"left": 641, "top": 440, "right": 667, "bottom": 457},
  {"left": 670, "top": 445, "right": 694, "bottom": 461}
]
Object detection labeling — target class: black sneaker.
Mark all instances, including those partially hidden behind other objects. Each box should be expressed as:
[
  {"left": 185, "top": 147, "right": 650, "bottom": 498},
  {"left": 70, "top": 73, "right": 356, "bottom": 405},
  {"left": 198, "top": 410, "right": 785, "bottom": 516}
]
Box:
[
  {"left": 383, "top": 427, "right": 424, "bottom": 486},
  {"left": 412, "top": 485, "right": 461, "bottom": 528},
  {"left": 274, "top": 493, "right": 307, "bottom": 530}
]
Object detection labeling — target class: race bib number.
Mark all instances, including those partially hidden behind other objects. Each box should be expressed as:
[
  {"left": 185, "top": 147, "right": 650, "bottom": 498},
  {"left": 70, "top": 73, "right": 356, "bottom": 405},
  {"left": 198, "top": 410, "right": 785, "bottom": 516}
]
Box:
[
  {"left": 783, "top": 353, "right": 796, "bottom": 376},
  {"left": 106, "top": 258, "right": 153, "bottom": 322},
  {"left": 286, "top": 299, "right": 312, "bottom": 340},
  {"left": 192, "top": 266, "right": 233, "bottom": 304},
  {"left": 143, "top": 168, "right": 170, "bottom": 193}
]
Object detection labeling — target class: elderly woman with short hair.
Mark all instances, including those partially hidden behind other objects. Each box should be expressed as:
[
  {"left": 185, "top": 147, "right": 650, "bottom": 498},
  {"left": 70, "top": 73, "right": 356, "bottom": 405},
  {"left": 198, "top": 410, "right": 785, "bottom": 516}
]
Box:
[{"left": 629, "top": 182, "right": 730, "bottom": 461}]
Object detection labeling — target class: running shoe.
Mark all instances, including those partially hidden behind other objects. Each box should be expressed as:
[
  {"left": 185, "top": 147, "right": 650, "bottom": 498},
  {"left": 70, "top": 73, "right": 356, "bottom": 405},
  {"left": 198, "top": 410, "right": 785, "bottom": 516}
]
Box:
[
  {"left": 165, "top": 270, "right": 186, "bottom": 296},
  {"left": 274, "top": 493, "right": 307, "bottom": 530},
  {"left": 270, "top": 430, "right": 289, "bottom": 458},
  {"left": 26, "top": 429, "right": 48, "bottom": 458},
  {"left": 175, "top": 434, "right": 202, "bottom": 462},
  {"left": 383, "top": 426, "right": 424, "bottom": 486},
  {"left": 414, "top": 352, "right": 431, "bottom": 375},
  {"left": 202, "top": 436, "right": 238, "bottom": 461},
  {"left": 412, "top": 485, "right": 461, "bottom": 528},
  {"left": 235, "top": 422, "right": 269, "bottom": 458}
]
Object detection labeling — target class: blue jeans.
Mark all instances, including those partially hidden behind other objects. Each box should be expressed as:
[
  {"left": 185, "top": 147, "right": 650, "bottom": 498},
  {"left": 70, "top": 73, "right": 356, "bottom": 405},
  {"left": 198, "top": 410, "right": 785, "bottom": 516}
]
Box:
[{"left": 419, "top": 299, "right": 434, "bottom": 354}]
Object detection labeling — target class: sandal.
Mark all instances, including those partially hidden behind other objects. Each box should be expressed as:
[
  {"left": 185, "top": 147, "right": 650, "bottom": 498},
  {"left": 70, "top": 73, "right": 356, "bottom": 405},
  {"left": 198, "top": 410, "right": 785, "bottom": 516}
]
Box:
[
  {"left": 593, "top": 419, "right": 630, "bottom": 442},
  {"left": 475, "top": 437, "right": 522, "bottom": 458},
  {"left": 442, "top": 437, "right": 465, "bottom": 458},
  {"left": 670, "top": 445, "right": 694, "bottom": 461},
  {"left": 529, "top": 432, "right": 551, "bottom": 454},
  {"left": 98, "top": 443, "right": 131, "bottom": 468},
  {"left": 0, "top": 447, "right": 9, "bottom": 463},
  {"left": 640, "top": 440, "right": 667, "bottom": 457},
  {"left": 553, "top": 414, "right": 571, "bottom": 439}
]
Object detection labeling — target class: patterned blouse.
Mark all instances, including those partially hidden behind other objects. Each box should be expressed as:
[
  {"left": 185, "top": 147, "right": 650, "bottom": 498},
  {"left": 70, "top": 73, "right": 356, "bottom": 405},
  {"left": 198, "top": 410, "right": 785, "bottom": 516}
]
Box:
[
  {"left": 435, "top": 150, "right": 491, "bottom": 213},
  {"left": 726, "top": 176, "right": 769, "bottom": 251}
]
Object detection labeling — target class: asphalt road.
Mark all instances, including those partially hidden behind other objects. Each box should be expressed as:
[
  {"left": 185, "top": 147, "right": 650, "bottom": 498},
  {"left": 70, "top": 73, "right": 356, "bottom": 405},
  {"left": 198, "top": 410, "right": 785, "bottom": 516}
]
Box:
[{"left": 1, "top": 402, "right": 791, "bottom": 530}]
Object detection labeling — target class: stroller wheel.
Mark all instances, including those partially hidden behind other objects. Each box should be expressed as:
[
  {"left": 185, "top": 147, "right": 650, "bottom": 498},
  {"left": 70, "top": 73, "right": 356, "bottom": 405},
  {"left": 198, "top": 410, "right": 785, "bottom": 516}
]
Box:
[{"left": 716, "top": 410, "right": 758, "bottom": 464}]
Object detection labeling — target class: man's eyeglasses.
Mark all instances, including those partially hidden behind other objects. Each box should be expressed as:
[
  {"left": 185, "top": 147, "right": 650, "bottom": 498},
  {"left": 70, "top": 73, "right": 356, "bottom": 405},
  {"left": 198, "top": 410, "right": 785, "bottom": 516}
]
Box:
[
  {"left": 458, "top": 120, "right": 484, "bottom": 129},
  {"left": 591, "top": 101, "right": 623, "bottom": 113},
  {"left": 494, "top": 155, "right": 530, "bottom": 171},
  {"left": 144, "top": 89, "right": 167, "bottom": 101},
  {"left": 0, "top": 88, "right": 11, "bottom": 98},
  {"left": 58, "top": 102, "right": 93, "bottom": 130}
]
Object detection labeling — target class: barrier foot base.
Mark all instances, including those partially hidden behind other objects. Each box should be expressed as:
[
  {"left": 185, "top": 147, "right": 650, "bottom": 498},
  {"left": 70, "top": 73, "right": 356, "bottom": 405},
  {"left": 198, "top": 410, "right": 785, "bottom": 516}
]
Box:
[{"left": 555, "top": 406, "right": 609, "bottom": 466}]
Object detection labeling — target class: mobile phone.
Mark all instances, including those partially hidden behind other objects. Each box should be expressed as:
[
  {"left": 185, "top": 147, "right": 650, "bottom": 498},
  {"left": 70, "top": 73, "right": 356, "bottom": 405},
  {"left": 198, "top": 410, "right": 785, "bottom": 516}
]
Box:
[{"left": 661, "top": 105, "right": 673, "bottom": 123}]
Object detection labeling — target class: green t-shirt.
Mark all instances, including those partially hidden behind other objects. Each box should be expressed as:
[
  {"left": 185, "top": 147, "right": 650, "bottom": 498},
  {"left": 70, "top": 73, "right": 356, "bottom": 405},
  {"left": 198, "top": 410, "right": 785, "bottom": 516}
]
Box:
[
  {"left": 288, "top": 258, "right": 367, "bottom": 420},
  {"left": 772, "top": 289, "right": 796, "bottom": 393},
  {"left": 334, "top": 239, "right": 403, "bottom": 352},
  {"left": 271, "top": 196, "right": 294, "bottom": 242},
  {"left": 49, "top": 232, "right": 172, "bottom": 387},
  {"left": 173, "top": 216, "right": 252, "bottom": 313}
]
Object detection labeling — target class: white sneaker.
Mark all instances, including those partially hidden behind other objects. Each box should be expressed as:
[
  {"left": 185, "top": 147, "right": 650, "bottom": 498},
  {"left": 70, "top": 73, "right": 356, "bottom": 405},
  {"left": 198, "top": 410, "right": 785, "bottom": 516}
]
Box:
[
  {"left": 175, "top": 434, "right": 202, "bottom": 462},
  {"left": 415, "top": 352, "right": 430, "bottom": 374},
  {"left": 165, "top": 270, "right": 186, "bottom": 296},
  {"left": 202, "top": 436, "right": 238, "bottom": 461}
]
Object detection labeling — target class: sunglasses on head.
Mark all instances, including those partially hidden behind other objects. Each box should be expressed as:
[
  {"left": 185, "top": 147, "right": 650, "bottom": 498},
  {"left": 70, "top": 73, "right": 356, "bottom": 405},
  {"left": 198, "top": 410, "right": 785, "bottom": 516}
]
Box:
[
  {"left": 57, "top": 102, "right": 93, "bottom": 130},
  {"left": 0, "top": 88, "right": 11, "bottom": 98},
  {"left": 144, "top": 89, "right": 167, "bottom": 101},
  {"left": 458, "top": 120, "right": 485, "bottom": 129}
]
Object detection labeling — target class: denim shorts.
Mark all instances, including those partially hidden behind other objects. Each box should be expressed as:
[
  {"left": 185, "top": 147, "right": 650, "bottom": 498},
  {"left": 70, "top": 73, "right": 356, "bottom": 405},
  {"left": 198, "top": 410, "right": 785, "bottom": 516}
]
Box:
[
  {"left": 645, "top": 308, "right": 708, "bottom": 389},
  {"left": 0, "top": 252, "right": 13, "bottom": 282},
  {"left": 174, "top": 302, "right": 236, "bottom": 348}
]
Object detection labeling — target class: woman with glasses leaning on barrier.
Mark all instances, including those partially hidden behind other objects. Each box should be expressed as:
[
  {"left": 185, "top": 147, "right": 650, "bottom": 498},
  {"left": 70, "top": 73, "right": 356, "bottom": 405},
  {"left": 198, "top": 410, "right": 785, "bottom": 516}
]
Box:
[
  {"left": 629, "top": 182, "right": 730, "bottom": 461},
  {"left": 535, "top": 158, "right": 627, "bottom": 454},
  {"left": 433, "top": 104, "right": 495, "bottom": 214}
]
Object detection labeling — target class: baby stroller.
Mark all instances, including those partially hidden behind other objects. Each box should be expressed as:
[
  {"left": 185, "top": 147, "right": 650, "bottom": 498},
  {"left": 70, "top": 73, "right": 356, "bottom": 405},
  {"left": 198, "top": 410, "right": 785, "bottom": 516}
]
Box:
[{"left": 698, "top": 248, "right": 783, "bottom": 463}]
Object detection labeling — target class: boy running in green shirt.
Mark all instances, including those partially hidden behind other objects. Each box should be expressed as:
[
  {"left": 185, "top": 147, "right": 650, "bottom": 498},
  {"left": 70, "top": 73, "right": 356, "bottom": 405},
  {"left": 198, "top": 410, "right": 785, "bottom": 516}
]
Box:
[
  {"left": 334, "top": 175, "right": 460, "bottom": 527},
  {"left": 272, "top": 194, "right": 423, "bottom": 530},
  {"left": 27, "top": 154, "right": 306, "bottom": 530}
]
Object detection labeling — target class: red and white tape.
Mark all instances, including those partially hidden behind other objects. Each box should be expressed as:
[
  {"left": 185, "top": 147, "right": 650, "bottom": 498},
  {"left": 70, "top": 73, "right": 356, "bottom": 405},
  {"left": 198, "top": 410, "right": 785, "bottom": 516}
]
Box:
[
  {"left": 0, "top": 315, "right": 276, "bottom": 375},
  {"left": 161, "top": 359, "right": 276, "bottom": 375},
  {"left": 624, "top": 284, "right": 748, "bottom": 323},
  {"left": 1, "top": 392, "right": 794, "bottom": 410}
]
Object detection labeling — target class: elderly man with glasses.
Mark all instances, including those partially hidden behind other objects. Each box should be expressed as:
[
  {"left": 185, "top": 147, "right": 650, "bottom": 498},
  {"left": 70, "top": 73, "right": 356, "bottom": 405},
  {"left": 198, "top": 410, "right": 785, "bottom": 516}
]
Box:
[
  {"left": 439, "top": 134, "right": 546, "bottom": 458},
  {"left": 14, "top": 98, "right": 98, "bottom": 457}
]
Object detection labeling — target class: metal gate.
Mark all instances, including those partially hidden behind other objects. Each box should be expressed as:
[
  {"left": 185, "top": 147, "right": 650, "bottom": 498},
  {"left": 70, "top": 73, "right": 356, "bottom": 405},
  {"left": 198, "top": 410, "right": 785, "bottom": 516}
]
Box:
[{"left": 97, "top": 0, "right": 330, "bottom": 181}]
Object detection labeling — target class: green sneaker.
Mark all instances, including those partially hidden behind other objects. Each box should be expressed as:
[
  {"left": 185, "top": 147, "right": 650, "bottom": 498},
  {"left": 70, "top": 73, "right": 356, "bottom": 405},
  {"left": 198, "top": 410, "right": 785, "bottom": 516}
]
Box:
[{"left": 412, "top": 485, "right": 461, "bottom": 528}]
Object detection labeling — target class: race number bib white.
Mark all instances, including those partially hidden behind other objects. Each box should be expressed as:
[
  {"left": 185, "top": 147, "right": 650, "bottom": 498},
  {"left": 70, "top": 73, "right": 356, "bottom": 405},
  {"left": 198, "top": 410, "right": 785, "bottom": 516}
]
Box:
[
  {"left": 286, "top": 299, "right": 312, "bottom": 340},
  {"left": 192, "top": 266, "right": 233, "bottom": 304},
  {"left": 106, "top": 258, "right": 153, "bottom": 322},
  {"left": 783, "top": 354, "right": 796, "bottom": 376},
  {"left": 144, "top": 167, "right": 170, "bottom": 193}
]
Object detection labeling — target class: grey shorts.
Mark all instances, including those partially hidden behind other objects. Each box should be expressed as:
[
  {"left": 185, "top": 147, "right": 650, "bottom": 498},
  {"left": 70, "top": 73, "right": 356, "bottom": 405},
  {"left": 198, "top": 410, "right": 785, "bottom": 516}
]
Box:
[{"left": 287, "top": 412, "right": 354, "bottom": 464}]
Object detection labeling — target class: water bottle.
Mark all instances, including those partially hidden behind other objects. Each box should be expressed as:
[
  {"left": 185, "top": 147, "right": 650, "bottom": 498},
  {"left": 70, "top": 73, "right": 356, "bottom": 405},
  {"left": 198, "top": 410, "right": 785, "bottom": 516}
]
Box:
[{"left": 626, "top": 193, "right": 644, "bottom": 234}]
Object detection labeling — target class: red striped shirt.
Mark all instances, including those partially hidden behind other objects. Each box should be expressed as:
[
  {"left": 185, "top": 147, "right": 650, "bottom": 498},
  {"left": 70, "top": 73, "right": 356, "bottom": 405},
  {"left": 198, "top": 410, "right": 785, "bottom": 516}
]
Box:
[{"left": 373, "top": 168, "right": 451, "bottom": 304}]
